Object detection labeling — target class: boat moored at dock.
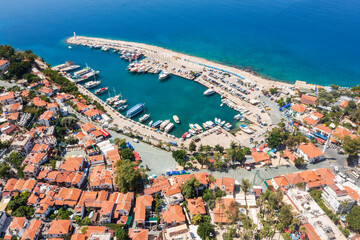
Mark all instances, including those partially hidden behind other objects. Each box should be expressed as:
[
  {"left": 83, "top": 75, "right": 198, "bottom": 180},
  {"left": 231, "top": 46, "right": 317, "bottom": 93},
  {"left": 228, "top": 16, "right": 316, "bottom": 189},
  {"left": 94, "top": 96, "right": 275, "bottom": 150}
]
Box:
[
  {"left": 240, "top": 124, "right": 253, "bottom": 134},
  {"left": 173, "top": 115, "right": 180, "bottom": 124},
  {"left": 139, "top": 114, "right": 150, "bottom": 123},
  {"left": 164, "top": 123, "right": 174, "bottom": 132},
  {"left": 84, "top": 80, "right": 102, "bottom": 89},
  {"left": 126, "top": 103, "right": 144, "bottom": 118},
  {"left": 204, "top": 88, "right": 215, "bottom": 96},
  {"left": 152, "top": 120, "right": 162, "bottom": 128},
  {"left": 159, "top": 71, "right": 170, "bottom": 80},
  {"left": 160, "top": 119, "right": 170, "bottom": 131},
  {"left": 95, "top": 87, "right": 108, "bottom": 95}
]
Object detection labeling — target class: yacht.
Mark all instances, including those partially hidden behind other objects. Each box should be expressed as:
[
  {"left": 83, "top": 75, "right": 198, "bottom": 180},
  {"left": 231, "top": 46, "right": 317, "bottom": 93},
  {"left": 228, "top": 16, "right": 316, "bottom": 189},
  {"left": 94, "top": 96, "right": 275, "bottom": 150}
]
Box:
[
  {"left": 113, "top": 99, "right": 127, "bottom": 107},
  {"left": 74, "top": 67, "right": 91, "bottom": 78},
  {"left": 173, "top": 115, "right": 180, "bottom": 124},
  {"left": 139, "top": 114, "right": 150, "bottom": 123},
  {"left": 95, "top": 87, "right": 108, "bottom": 95},
  {"left": 74, "top": 70, "right": 99, "bottom": 83},
  {"left": 84, "top": 80, "right": 101, "bottom": 89},
  {"left": 204, "top": 88, "right": 215, "bottom": 96},
  {"left": 61, "top": 64, "right": 80, "bottom": 72},
  {"left": 159, "top": 71, "right": 170, "bottom": 80}
]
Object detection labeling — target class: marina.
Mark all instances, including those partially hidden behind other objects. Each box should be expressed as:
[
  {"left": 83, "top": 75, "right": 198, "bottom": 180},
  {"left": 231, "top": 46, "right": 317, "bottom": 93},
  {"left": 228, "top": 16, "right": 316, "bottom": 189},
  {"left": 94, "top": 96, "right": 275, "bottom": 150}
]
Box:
[{"left": 62, "top": 35, "right": 276, "bottom": 140}]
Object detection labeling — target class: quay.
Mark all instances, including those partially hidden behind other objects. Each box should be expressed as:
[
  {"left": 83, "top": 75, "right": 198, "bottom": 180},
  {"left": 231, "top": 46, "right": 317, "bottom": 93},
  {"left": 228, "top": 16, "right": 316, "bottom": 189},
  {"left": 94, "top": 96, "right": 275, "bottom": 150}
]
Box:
[{"left": 65, "top": 35, "right": 294, "bottom": 148}]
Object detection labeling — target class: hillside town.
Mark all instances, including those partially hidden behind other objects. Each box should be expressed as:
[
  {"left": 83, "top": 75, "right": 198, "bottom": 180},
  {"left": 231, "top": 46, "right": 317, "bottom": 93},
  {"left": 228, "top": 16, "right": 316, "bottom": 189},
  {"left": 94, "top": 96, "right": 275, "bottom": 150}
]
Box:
[{"left": 1, "top": 43, "right": 360, "bottom": 240}]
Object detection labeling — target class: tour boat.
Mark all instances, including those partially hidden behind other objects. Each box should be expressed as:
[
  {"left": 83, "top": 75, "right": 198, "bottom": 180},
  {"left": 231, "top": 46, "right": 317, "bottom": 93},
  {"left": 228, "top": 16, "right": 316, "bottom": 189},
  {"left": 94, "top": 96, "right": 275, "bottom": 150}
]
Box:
[
  {"left": 117, "top": 104, "right": 128, "bottom": 111},
  {"left": 160, "top": 119, "right": 170, "bottom": 131},
  {"left": 126, "top": 103, "right": 144, "bottom": 118},
  {"left": 164, "top": 123, "right": 174, "bottom": 133}
]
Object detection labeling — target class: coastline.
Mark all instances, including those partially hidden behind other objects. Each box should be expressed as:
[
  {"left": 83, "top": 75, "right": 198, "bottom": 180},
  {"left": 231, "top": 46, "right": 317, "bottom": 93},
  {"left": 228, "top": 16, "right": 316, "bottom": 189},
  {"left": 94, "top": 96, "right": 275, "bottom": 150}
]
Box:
[{"left": 66, "top": 36, "right": 300, "bottom": 90}]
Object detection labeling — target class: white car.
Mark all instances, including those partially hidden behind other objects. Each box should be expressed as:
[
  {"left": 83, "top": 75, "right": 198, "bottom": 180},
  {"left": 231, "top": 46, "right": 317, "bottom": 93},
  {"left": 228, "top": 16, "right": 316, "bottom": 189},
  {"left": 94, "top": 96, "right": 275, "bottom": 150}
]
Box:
[
  {"left": 334, "top": 166, "right": 339, "bottom": 172},
  {"left": 133, "top": 138, "right": 139, "bottom": 143}
]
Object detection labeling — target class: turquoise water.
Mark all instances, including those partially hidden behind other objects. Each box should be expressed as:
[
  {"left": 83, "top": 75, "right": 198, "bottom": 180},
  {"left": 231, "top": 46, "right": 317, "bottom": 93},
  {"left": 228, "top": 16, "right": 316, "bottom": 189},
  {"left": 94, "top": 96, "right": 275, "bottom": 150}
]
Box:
[{"left": 1, "top": 0, "right": 360, "bottom": 134}]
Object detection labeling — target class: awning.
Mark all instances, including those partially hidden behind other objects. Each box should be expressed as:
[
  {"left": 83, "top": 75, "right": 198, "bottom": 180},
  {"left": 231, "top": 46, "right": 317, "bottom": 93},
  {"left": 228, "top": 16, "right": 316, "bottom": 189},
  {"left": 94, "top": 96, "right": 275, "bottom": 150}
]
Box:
[{"left": 100, "top": 129, "right": 111, "bottom": 137}]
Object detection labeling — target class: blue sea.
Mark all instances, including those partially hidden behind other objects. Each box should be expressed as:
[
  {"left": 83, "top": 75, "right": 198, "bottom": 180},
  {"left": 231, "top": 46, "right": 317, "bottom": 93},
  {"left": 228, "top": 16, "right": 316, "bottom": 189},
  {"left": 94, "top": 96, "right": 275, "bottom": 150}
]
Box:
[{"left": 1, "top": 0, "right": 360, "bottom": 136}]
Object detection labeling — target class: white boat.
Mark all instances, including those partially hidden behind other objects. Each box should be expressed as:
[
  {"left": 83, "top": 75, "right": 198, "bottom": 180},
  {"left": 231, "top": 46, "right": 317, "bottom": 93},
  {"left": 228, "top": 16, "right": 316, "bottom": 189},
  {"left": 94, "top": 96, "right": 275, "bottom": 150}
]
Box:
[
  {"left": 159, "top": 71, "right": 170, "bottom": 80},
  {"left": 95, "top": 87, "right": 108, "bottom": 95},
  {"left": 220, "top": 121, "right": 225, "bottom": 126},
  {"left": 173, "top": 115, "right": 180, "bottom": 124},
  {"left": 106, "top": 95, "right": 121, "bottom": 104},
  {"left": 154, "top": 68, "right": 161, "bottom": 74},
  {"left": 61, "top": 64, "right": 81, "bottom": 72},
  {"left": 113, "top": 99, "right": 127, "bottom": 107},
  {"left": 68, "top": 46, "right": 72, "bottom": 50},
  {"left": 74, "top": 67, "right": 91, "bottom": 78},
  {"left": 84, "top": 80, "right": 101, "bottom": 89},
  {"left": 164, "top": 123, "right": 174, "bottom": 133},
  {"left": 148, "top": 120, "right": 153, "bottom": 127},
  {"left": 139, "top": 114, "right": 150, "bottom": 123},
  {"left": 204, "top": 88, "right": 215, "bottom": 96},
  {"left": 160, "top": 119, "right": 170, "bottom": 130},
  {"left": 215, "top": 118, "right": 219, "bottom": 125},
  {"left": 240, "top": 124, "right": 253, "bottom": 134}
]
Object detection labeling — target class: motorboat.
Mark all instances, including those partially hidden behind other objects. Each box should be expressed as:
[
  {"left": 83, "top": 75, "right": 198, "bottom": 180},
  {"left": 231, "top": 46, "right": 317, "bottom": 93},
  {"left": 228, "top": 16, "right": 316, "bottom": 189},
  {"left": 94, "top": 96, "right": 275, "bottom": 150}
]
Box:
[
  {"left": 173, "top": 115, "right": 180, "bottom": 124},
  {"left": 240, "top": 124, "right": 253, "bottom": 134},
  {"left": 139, "top": 114, "right": 150, "bottom": 123},
  {"left": 204, "top": 88, "right": 215, "bottom": 96},
  {"left": 159, "top": 71, "right": 170, "bottom": 80},
  {"left": 118, "top": 104, "right": 128, "bottom": 111}
]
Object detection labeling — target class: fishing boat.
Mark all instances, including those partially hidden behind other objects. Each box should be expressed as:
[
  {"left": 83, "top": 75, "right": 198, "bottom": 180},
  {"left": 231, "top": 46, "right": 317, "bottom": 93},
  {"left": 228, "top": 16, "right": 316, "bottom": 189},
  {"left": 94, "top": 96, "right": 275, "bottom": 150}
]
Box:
[
  {"left": 152, "top": 120, "right": 162, "bottom": 128},
  {"left": 234, "top": 114, "right": 242, "bottom": 120},
  {"left": 126, "top": 103, "right": 144, "bottom": 118},
  {"left": 84, "top": 80, "right": 102, "bottom": 89},
  {"left": 159, "top": 71, "right": 170, "bottom": 80},
  {"left": 203, "top": 88, "right": 215, "bottom": 96},
  {"left": 139, "top": 114, "right": 150, "bottom": 123},
  {"left": 182, "top": 132, "right": 188, "bottom": 139},
  {"left": 240, "top": 124, "right": 253, "bottom": 134},
  {"left": 95, "top": 87, "right": 108, "bottom": 95},
  {"left": 173, "top": 115, "right": 180, "bottom": 124},
  {"left": 118, "top": 104, "right": 128, "bottom": 111},
  {"left": 164, "top": 123, "right": 174, "bottom": 133},
  {"left": 160, "top": 119, "right": 170, "bottom": 131},
  {"left": 148, "top": 120, "right": 153, "bottom": 127}
]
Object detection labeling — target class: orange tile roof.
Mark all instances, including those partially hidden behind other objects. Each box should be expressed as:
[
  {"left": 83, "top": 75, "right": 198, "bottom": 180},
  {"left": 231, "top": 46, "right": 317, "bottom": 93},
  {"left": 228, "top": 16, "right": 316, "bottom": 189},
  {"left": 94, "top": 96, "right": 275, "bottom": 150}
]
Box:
[
  {"left": 163, "top": 184, "right": 181, "bottom": 197},
  {"left": 21, "top": 220, "right": 42, "bottom": 240},
  {"left": 13, "top": 179, "right": 25, "bottom": 192},
  {"left": 332, "top": 126, "right": 351, "bottom": 139},
  {"left": 81, "top": 122, "right": 96, "bottom": 133},
  {"left": 32, "top": 96, "right": 47, "bottom": 107},
  {"left": 251, "top": 151, "right": 270, "bottom": 163},
  {"left": 39, "top": 110, "right": 54, "bottom": 121},
  {"left": 88, "top": 154, "right": 104, "bottom": 163},
  {"left": 7, "top": 112, "right": 19, "bottom": 121},
  {"left": 106, "top": 149, "right": 121, "bottom": 163},
  {"left": 213, "top": 198, "right": 236, "bottom": 223},
  {"left": 25, "top": 153, "right": 47, "bottom": 165},
  {"left": 47, "top": 102, "right": 58, "bottom": 109},
  {"left": 0, "top": 92, "right": 15, "bottom": 102},
  {"left": 284, "top": 172, "right": 303, "bottom": 185},
  {"left": 344, "top": 186, "right": 359, "bottom": 202},
  {"left": 84, "top": 109, "right": 101, "bottom": 117},
  {"left": 100, "top": 201, "right": 114, "bottom": 216},
  {"left": 312, "top": 111, "right": 323, "bottom": 119},
  {"left": 303, "top": 116, "right": 318, "bottom": 126},
  {"left": 298, "top": 143, "right": 323, "bottom": 159},
  {"left": 76, "top": 226, "right": 107, "bottom": 238},
  {"left": 4, "top": 178, "right": 17, "bottom": 192},
  {"left": 187, "top": 197, "right": 206, "bottom": 216},
  {"left": 162, "top": 204, "right": 185, "bottom": 224},
  {"left": 339, "top": 100, "right": 349, "bottom": 108},
  {"left": 300, "top": 94, "right": 317, "bottom": 105},
  {"left": 71, "top": 233, "right": 86, "bottom": 240},
  {"left": 9, "top": 217, "right": 26, "bottom": 231},
  {"left": 316, "top": 124, "right": 331, "bottom": 134},
  {"left": 31, "top": 144, "right": 49, "bottom": 153},
  {"left": 291, "top": 104, "right": 306, "bottom": 113},
  {"left": 22, "top": 179, "right": 37, "bottom": 192},
  {"left": 0, "top": 59, "right": 9, "bottom": 66},
  {"left": 134, "top": 195, "right": 153, "bottom": 222},
  {"left": 47, "top": 220, "right": 72, "bottom": 235},
  {"left": 303, "top": 223, "right": 321, "bottom": 240},
  {"left": 59, "top": 156, "right": 84, "bottom": 171},
  {"left": 129, "top": 229, "right": 149, "bottom": 240},
  {"left": 273, "top": 176, "right": 289, "bottom": 187}
]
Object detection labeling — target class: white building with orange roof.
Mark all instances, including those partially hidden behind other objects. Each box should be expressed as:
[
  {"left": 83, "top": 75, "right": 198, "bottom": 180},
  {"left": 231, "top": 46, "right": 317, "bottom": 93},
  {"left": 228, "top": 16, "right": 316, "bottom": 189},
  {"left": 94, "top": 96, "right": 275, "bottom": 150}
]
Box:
[
  {"left": 30, "top": 143, "right": 50, "bottom": 153},
  {"left": 5, "top": 217, "right": 28, "bottom": 238},
  {"left": 186, "top": 197, "right": 206, "bottom": 219},
  {"left": 39, "top": 110, "right": 54, "bottom": 127},
  {"left": 59, "top": 156, "right": 85, "bottom": 172},
  {"left": 322, "top": 183, "right": 356, "bottom": 214},
  {"left": 88, "top": 165, "right": 113, "bottom": 190},
  {"left": 212, "top": 198, "right": 236, "bottom": 224},
  {"left": 100, "top": 201, "right": 115, "bottom": 223},
  {"left": 134, "top": 195, "right": 153, "bottom": 228},
  {"left": 0, "top": 59, "right": 10, "bottom": 72},
  {"left": 297, "top": 142, "right": 324, "bottom": 163},
  {"left": 290, "top": 103, "right": 306, "bottom": 115},
  {"left": 23, "top": 152, "right": 48, "bottom": 166},
  {"left": 44, "top": 219, "right": 73, "bottom": 239},
  {"left": 129, "top": 229, "right": 148, "bottom": 240},
  {"left": 46, "top": 102, "right": 59, "bottom": 113},
  {"left": 81, "top": 122, "right": 97, "bottom": 134},
  {"left": 24, "top": 164, "right": 40, "bottom": 178},
  {"left": 0, "top": 91, "right": 16, "bottom": 105},
  {"left": 84, "top": 108, "right": 102, "bottom": 121},
  {"left": 21, "top": 219, "right": 42, "bottom": 240},
  {"left": 162, "top": 204, "right": 185, "bottom": 227},
  {"left": 214, "top": 177, "right": 235, "bottom": 195},
  {"left": 32, "top": 96, "right": 47, "bottom": 107},
  {"left": 163, "top": 184, "right": 184, "bottom": 205}
]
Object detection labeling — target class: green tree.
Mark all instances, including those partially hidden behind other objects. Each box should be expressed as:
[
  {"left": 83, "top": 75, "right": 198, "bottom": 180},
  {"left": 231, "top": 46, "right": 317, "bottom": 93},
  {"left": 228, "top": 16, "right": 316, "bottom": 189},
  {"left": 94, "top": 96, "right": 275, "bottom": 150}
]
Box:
[
  {"left": 59, "top": 117, "right": 78, "bottom": 129},
  {"left": 115, "top": 228, "right": 128, "bottom": 240},
  {"left": 180, "top": 177, "right": 200, "bottom": 199},
  {"left": 279, "top": 205, "right": 293, "bottom": 226},
  {"left": 79, "top": 217, "right": 91, "bottom": 226},
  {"left": 120, "top": 148, "right": 134, "bottom": 160},
  {"left": 343, "top": 136, "right": 360, "bottom": 164},
  {"left": 114, "top": 138, "right": 127, "bottom": 148},
  {"left": 189, "top": 141, "right": 197, "bottom": 152},
  {"left": 197, "top": 222, "right": 216, "bottom": 240},
  {"left": 346, "top": 205, "right": 360, "bottom": 232},
  {"left": 266, "top": 127, "right": 289, "bottom": 148},
  {"left": 115, "top": 159, "right": 144, "bottom": 193},
  {"left": 172, "top": 150, "right": 187, "bottom": 161},
  {"left": 294, "top": 156, "right": 305, "bottom": 167}
]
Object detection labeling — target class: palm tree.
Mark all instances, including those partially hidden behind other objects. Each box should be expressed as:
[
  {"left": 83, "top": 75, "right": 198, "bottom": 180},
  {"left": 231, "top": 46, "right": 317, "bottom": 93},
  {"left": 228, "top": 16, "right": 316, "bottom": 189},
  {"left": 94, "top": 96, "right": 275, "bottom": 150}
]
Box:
[
  {"left": 278, "top": 150, "right": 283, "bottom": 166},
  {"left": 240, "top": 178, "right": 251, "bottom": 210},
  {"left": 194, "top": 179, "right": 200, "bottom": 197},
  {"left": 340, "top": 200, "right": 349, "bottom": 215}
]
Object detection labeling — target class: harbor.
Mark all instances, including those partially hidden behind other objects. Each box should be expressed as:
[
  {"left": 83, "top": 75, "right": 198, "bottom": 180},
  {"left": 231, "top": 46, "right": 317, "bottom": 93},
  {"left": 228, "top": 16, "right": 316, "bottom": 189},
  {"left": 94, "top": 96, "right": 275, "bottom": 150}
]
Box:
[{"left": 61, "top": 35, "right": 291, "bottom": 147}]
